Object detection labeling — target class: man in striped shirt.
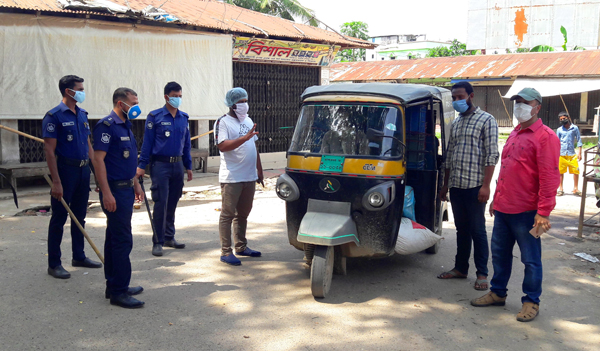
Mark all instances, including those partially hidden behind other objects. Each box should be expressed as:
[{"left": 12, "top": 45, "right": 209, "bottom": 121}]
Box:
[{"left": 438, "top": 81, "right": 499, "bottom": 291}]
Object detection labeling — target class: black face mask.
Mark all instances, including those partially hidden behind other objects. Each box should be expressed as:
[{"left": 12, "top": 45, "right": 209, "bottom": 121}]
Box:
[{"left": 560, "top": 119, "right": 569, "bottom": 126}]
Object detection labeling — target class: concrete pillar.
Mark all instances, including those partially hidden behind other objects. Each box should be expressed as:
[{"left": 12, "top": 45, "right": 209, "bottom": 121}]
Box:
[
  {"left": 321, "top": 67, "right": 330, "bottom": 86},
  {"left": 580, "top": 92, "right": 589, "bottom": 123},
  {"left": 0, "top": 119, "right": 21, "bottom": 165}
]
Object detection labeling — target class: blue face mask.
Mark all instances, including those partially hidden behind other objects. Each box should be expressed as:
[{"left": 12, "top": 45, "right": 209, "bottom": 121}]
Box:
[
  {"left": 452, "top": 99, "right": 469, "bottom": 113},
  {"left": 167, "top": 96, "right": 182, "bottom": 109},
  {"left": 68, "top": 89, "right": 85, "bottom": 104},
  {"left": 122, "top": 102, "right": 141, "bottom": 120}
]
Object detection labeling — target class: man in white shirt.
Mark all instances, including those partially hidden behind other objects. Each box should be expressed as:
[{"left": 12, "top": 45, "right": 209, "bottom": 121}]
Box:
[{"left": 214, "top": 88, "right": 264, "bottom": 266}]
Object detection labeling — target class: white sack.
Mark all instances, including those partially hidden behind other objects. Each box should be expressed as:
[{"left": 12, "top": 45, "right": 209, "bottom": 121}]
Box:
[{"left": 395, "top": 217, "right": 442, "bottom": 255}]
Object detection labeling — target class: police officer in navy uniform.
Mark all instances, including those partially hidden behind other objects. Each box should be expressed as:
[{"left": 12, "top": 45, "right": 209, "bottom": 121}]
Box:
[
  {"left": 137, "top": 82, "right": 193, "bottom": 256},
  {"left": 43, "top": 75, "right": 102, "bottom": 279},
  {"left": 92, "top": 87, "right": 145, "bottom": 308}
]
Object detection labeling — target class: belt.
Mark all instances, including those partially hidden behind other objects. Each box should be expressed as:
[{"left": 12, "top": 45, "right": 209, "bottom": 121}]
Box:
[
  {"left": 152, "top": 155, "right": 182, "bottom": 163},
  {"left": 58, "top": 156, "right": 89, "bottom": 168},
  {"left": 109, "top": 179, "right": 134, "bottom": 189}
]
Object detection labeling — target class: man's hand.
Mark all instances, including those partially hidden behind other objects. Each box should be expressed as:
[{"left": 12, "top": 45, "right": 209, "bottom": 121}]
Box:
[
  {"left": 478, "top": 185, "right": 491, "bottom": 203},
  {"left": 489, "top": 201, "right": 495, "bottom": 217},
  {"left": 103, "top": 192, "right": 117, "bottom": 212},
  {"left": 136, "top": 167, "right": 146, "bottom": 179},
  {"left": 578, "top": 152, "right": 582, "bottom": 162},
  {"left": 244, "top": 124, "right": 259, "bottom": 141},
  {"left": 187, "top": 169, "right": 193, "bottom": 182},
  {"left": 439, "top": 184, "right": 448, "bottom": 201},
  {"left": 257, "top": 169, "right": 265, "bottom": 188},
  {"left": 134, "top": 183, "right": 145, "bottom": 202},
  {"left": 51, "top": 181, "right": 63, "bottom": 200},
  {"left": 533, "top": 214, "right": 551, "bottom": 234}
]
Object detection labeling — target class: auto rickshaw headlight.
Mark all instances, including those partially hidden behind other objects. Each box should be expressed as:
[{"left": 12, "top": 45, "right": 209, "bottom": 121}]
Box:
[
  {"left": 278, "top": 183, "right": 292, "bottom": 198},
  {"left": 368, "top": 192, "right": 385, "bottom": 207},
  {"left": 275, "top": 174, "right": 300, "bottom": 201}
]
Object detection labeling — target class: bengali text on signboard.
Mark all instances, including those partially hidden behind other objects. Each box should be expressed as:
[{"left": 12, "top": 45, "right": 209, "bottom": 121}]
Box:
[{"left": 233, "top": 37, "right": 340, "bottom": 66}]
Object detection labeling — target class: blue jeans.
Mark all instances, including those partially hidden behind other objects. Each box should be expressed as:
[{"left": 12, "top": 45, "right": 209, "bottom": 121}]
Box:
[
  {"left": 490, "top": 211, "right": 542, "bottom": 304},
  {"left": 449, "top": 187, "right": 489, "bottom": 277},
  {"left": 150, "top": 161, "right": 184, "bottom": 245}
]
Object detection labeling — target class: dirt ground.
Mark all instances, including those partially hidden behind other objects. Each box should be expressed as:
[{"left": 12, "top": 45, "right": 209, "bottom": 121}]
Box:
[{"left": 0, "top": 164, "right": 599, "bottom": 351}]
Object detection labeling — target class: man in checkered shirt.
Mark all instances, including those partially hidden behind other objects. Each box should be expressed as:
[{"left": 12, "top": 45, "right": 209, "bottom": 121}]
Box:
[{"left": 438, "top": 81, "right": 499, "bottom": 291}]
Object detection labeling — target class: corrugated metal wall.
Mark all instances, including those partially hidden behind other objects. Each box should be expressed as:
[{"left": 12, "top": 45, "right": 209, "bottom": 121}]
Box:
[
  {"left": 542, "top": 93, "right": 580, "bottom": 130},
  {"left": 472, "top": 86, "right": 514, "bottom": 127}
]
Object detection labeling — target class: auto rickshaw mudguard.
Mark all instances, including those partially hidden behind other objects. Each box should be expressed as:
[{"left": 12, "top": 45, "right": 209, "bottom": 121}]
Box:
[{"left": 297, "top": 199, "right": 359, "bottom": 247}]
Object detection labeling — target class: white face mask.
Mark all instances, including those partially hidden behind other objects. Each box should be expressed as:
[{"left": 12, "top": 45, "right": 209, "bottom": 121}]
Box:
[
  {"left": 514, "top": 103, "right": 534, "bottom": 123},
  {"left": 234, "top": 102, "right": 249, "bottom": 122}
]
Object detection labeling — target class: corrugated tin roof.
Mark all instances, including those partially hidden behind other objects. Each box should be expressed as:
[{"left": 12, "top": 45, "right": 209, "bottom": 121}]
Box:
[
  {"left": 0, "top": 0, "right": 373, "bottom": 48},
  {"left": 331, "top": 50, "right": 600, "bottom": 81}
]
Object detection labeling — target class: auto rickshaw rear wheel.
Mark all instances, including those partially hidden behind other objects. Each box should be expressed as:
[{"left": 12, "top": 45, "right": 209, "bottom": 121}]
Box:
[{"left": 310, "top": 245, "right": 334, "bottom": 298}]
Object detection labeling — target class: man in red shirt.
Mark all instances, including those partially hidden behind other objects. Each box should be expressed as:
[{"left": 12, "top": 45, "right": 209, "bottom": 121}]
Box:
[{"left": 471, "top": 88, "right": 560, "bottom": 322}]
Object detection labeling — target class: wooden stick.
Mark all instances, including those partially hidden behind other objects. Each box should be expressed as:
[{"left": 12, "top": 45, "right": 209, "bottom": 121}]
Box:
[
  {"left": 498, "top": 89, "right": 511, "bottom": 120},
  {"left": 43, "top": 174, "right": 104, "bottom": 264},
  {"left": 559, "top": 95, "right": 571, "bottom": 118},
  {"left": 0, "top": 124, "right": 44, "bottom": 143},
  {"left": 190, "top": 130, "right": 214, "bottom": 141}
]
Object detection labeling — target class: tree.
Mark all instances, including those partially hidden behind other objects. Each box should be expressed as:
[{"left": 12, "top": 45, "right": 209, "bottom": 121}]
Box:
[
  {"left": 426, "top": 39, "right": 476, "bottom": 58},
  {"left": 225, "top": 0, "right": 318, "bottom": 26},
  {"left": 337, "top": 21, "right": 369, "bottom": 62}
]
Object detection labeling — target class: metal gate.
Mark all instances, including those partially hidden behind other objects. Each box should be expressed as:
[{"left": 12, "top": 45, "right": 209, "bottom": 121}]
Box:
[{"left": 209, "top": 62, "right": 321, "bottom": 155}]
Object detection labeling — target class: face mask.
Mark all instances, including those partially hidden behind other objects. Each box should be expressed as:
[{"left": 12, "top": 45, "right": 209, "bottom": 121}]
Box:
[
  {"left": 560, "top": 119, "right": 569, "bottom": 126},
  {"left": 167, "top": 96, "right": 182, "bottom": 109},
  {"left": 514, "top": 103, "right": 534, "bottom": 123},
  {"left": 234, "top": 102, "right": 249, "bottom": 122},
  {"left": 452, "top": 99, "right": 469, "bottom": 113},
  {"left": 121, "top": 102, "right": 141, "bottom": 120},
  {"left": 68, "top": 89, "right": 85, "bottom": 104}
]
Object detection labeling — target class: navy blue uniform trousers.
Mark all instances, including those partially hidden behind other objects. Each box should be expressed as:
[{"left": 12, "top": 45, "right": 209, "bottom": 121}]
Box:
[
  {"left": 100, "top": 187, "right": 134, "bottom": 295},
  {"left": 150, "top": 161, "right": 184, "bottom": 245},
  {"left": 48, "top": 164, "right": 90, "bottom": 268}
]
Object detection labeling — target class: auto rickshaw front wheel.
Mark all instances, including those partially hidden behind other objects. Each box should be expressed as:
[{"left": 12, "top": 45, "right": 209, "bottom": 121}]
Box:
[{"left": 310, "top": 245, "right": 334, "bottom": 298}]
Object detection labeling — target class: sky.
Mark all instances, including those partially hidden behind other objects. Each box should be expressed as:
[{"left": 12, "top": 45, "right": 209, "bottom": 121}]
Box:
[{"left": 299, "top": 0, "right": 469, "bottom": 42}]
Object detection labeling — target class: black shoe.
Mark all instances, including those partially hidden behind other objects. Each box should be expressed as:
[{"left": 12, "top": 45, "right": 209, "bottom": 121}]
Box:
[
  {"left": 152, "top": 244, "right": 163, "bottom": 256},
  {"left": 72, "top": 258, "right": 102, "bottom": 268},
  {"left": 110, "top": 293, "right": 145, "bottom": 309},
  {"left": 48, "top": 265, "right": 71, "bottom": 279},
  {"left": 105, "top": 286, "right": 144, "bottom": 299},
  {"left": 164, "top": 239, "right": 186, "bottom": 249}
]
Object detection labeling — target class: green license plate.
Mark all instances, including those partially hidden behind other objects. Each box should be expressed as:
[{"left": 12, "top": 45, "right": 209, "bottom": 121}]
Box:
[{"left": 319, "top": 155, "right": 345, "bottom": 172}]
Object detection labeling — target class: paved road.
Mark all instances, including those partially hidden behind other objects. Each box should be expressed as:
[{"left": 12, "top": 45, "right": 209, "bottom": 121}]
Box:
[{"left": 0, "top": 177, "right": 599, "bottom": 350}]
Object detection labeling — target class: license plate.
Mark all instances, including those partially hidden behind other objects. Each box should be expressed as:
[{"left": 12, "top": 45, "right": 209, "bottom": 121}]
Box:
[{"left": 319, "top": 155, "right": 345, "bottom": 172}]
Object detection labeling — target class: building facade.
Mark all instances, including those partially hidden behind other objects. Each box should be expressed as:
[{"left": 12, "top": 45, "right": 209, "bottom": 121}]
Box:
[{"left": 366, "top": 34, "right": 451, "bottom": 61}]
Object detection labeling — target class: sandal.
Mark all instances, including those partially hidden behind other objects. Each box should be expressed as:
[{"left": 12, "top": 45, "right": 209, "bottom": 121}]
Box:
[
  {"left": 557, "top": 190, "right": 564, "bottom": 196},
  {"left": 437, "top": 269, "right": 467, "bottom": 279},
  {"left": 516, "top": 302, "right": 539, "bottom": 322},
  {"left": 474, "top": 278, "right": 489, "bottom": 291},
  {"left": 573, "top": 190, "right": 582, "bottom": 196}
]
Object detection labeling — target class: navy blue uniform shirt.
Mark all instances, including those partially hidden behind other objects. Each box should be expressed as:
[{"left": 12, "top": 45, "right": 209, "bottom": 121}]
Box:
[
  {"left": 93, "top": 111, "right": 138, "bottom": 182},
  {"left": 138, "top": 105, "right": 192, "bottom": 170},
  {"left": 42, "top": 102, "right": 91, "bottom": 160}
]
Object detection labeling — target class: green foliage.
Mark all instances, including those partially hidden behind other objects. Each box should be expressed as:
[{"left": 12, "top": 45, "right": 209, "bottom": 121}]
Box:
[
  {"left": 337, "top": 21, "right": 369, "bottom": 62},
  {"left": 426, "top": 39, "right": 475, "bottom": 57},
  {"left": 226, "top": 0, "right": 318, "bottom": 26},
  {"left": 560, "top": 25, "right": 568, "bottom": 51},
  {"left": 530, "top": 45, "right": 555, "bottom": 52},
  {"left": 573, "top": 45, "right": 586, "bottom": 51}
]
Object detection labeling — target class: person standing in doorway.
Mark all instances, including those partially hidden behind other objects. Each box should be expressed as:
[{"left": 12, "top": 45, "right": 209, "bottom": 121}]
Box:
[
  {"left": 438, "top": 81, "right": 499, "bottom": 291},
  {"left": 556, "top": 112, "right": 582, "bottom": 196},
  {"left": 93, "top": 87, "right": 145, "bottom": 308},
  {"left": 471, "top": 87, "right": 560, "bottom": 322},
  {"left": 43, "top": 75, "right": 102, "bottom": 279},
  {"left": 137, "top": 82, "right": 193, "bottom": 256},
  {"left": 215, "top": 88, "right": 264, "bottom": 266}
]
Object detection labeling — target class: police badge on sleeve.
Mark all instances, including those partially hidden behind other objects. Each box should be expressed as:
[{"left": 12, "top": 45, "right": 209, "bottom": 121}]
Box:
[
  {"left": 101, "top": 133, "right": 111, "bottom": 143},
  {"left": 47, "top": 123, "right": 55, "bottom": 133}
]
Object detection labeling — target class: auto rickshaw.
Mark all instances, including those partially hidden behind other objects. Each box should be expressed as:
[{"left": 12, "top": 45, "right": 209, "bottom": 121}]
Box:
[{"left": 276, "top": 83, "right": 455, "bottom": 298}]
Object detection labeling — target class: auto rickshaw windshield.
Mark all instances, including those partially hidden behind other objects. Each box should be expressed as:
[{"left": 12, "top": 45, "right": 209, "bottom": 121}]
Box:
[{"left": 289, "top": 104, "right": 404, "bottom": 158}]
